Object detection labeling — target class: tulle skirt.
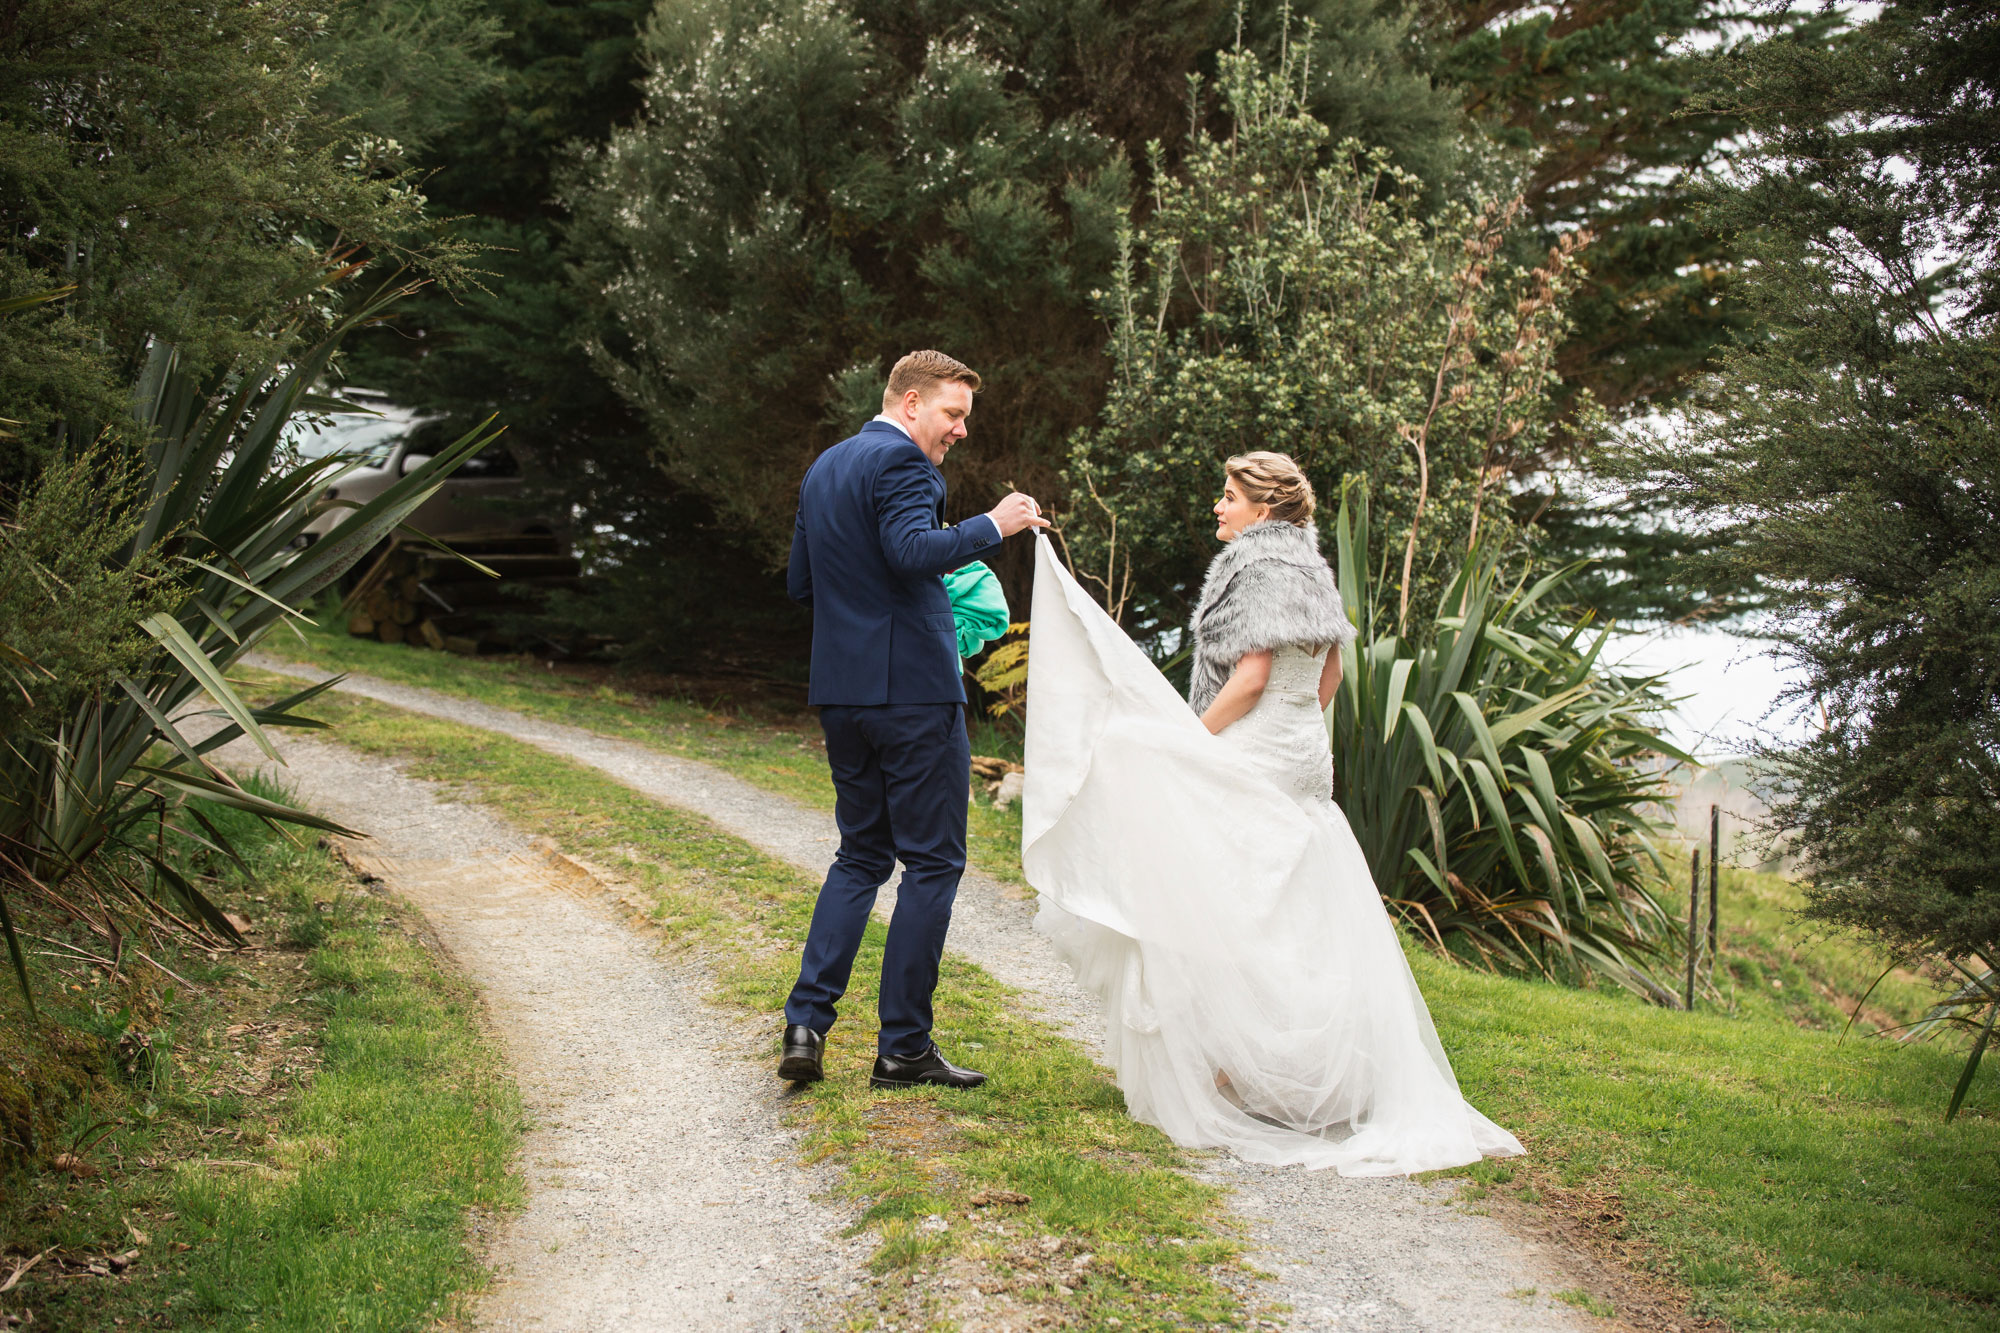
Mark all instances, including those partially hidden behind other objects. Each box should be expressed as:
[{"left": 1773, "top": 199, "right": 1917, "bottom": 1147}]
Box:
[{"left": 1021, "top": 535, "right": 1523, "bottom": 1175}]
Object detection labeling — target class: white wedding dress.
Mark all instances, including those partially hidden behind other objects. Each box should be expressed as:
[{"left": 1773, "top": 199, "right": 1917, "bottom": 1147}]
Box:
[{"left": 1022, "top": 535, "right": 1523, "bottom": 1175}]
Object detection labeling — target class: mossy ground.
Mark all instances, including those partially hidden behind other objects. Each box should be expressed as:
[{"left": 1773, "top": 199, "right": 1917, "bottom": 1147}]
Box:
[{"left": 0, "top": 779, "right": 520, "bottom": 1330}]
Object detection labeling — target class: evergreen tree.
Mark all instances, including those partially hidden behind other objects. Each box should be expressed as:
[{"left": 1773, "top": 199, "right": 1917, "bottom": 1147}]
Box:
[
  {"left": 395, "top": 0, "right": 1803, "bottom": 648},
  {"left": 1630, "top": 1, "right": 2000, "bottom": 1004},
  {"left": 1065, "top": 46, "right": 1591, "bottom": 639},
  {"left": 341, "top": 0, "right": 650, "bottom": 474},
  {"left": 567, "top": 0, "right": 1135, "bottom": 585},
  {"left": 1429, "top": 1, "right": 1840, "bottom": 625},
  {"left": 334, "top": 1, "right": 800, "bottom": 668},
  {"left": 562, "top": 0, "right": 1474, "bottom": 606},
  {"left": 0, "top": 0, "right": 479, "bottom": 461},
  {"left": 1434, "top": 0, "right": 1760, "bottom": 414},
  {"left": 334, "top": 0, "right": 1469, "bottom": 665}
]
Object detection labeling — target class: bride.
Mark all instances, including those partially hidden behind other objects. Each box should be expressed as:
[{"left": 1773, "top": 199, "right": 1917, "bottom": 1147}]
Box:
[{"left": 1023, "top": 451, "right": 1523, "bottom": 1176}]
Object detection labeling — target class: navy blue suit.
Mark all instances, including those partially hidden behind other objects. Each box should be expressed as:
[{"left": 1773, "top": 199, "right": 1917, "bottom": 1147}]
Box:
[{"left": 784, "top": 421, "right": 1003, "bottom": 1057}]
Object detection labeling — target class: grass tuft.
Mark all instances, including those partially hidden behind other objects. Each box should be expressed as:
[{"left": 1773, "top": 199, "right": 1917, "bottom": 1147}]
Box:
[{"left": 0, "top": 774, "right": 520, "bottom": 1330}]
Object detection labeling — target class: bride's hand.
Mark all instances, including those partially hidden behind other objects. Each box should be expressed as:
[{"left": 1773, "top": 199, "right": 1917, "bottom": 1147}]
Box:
[{"left": 1201, "top": 651, "right": 1271, "bottom": 733}]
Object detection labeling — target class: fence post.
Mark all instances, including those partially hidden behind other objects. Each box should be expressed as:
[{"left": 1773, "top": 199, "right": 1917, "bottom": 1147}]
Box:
[
  {"left": 1686, "top": 848, "right": 1702, "bottom": 1011},
  {"left": 1708, "top": 804, "right": 1720, "bottom": 978}
]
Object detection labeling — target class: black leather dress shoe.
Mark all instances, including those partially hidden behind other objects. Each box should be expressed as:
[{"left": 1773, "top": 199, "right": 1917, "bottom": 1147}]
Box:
[
  {"left": 870, "top": 1045, "right": 988, "bottom": 1090},
  {"left": 778, "top": 1024, "right": 824, "bottom": 1082}
]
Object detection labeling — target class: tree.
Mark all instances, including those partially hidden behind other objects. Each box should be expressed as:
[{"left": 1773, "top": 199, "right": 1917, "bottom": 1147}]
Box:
[
  {"left": 339, "top": 0, "right": 651, "bottom": 488},
  {"left": 559, "top": 0, "right": 1478, "bottom": 612},
  {"left": 1424, "top": 1, "right": 1844, "bottom": 626},
  {"left": 1063, "top": 41, "right": 1591, "bottom": 641},
  {"left": 315, "top": 0, "right": 508, "bottom": 159},
  {"left": 1627, "top": 0, "right": 2000, "bottom": 1100},
  {"left": 567, "top": 0, "right": 1136, "bottom": 572},
  {"left": 1432, "top": 0, "right": 1761, "bottom": 414},
  {"left": 0, "top": 0, "right": 475, "bottom": 461},
  {"left": 336, "top": 0, "right": 820, "bottom": 668}
]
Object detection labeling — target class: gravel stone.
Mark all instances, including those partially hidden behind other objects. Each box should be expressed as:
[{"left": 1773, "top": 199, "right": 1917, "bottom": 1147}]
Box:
[
  {"left": 207, "top": 718, "right": 865, "bottom": 1331},
  {"left": 247, "top": 659, "right": 1597, "bottom": 1331}
]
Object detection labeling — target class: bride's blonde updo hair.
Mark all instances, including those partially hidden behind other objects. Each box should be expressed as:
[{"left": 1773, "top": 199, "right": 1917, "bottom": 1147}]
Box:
[{"left": 1225, "top": 451, "right": 1316, "bottom": 528}]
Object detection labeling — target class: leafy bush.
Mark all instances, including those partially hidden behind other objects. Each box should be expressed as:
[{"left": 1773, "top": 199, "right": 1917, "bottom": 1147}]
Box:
[
  {"left": 565, "top": 0, "right": 1132, "bottom": 565},
  {"left": 0, "top": 292, "right": 498, "bottom": 1009},
  {"left": 0, "top": 444, "right": 176, "bottom": 740},
  {"left": 1328, "top": 482, "right": 1684, "bottom": 999},
  {"left": 0, "top": 0, "right": 481, "bottom": 460},
  {"left": 1064, "top": 36, "right": 1592, "bottom": 636}
]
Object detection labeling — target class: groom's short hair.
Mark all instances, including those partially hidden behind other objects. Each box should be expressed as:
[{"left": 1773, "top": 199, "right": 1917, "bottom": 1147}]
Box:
[{"left": 883, "top": 350, "right": 982, "bottom": 409}]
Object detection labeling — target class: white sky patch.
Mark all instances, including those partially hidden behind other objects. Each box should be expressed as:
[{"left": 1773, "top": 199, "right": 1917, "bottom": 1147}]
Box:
[{"left": 1608, "top": 622, "right": 1812, "bottom": 758}]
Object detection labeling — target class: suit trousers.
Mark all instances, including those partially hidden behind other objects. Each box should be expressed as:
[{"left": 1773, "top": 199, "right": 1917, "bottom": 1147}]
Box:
[{"left": 785, "top": 703, "right": 970, "bottom": 1058}]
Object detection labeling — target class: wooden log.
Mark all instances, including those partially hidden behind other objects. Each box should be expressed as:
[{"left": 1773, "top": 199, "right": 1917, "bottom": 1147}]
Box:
[
  {"left": 376, "top": 619, "right": 406, "bottom": 645},
  {"left": 413, "top": 611, "right": 489, "bottom": 636},
  {"left": 417, "top": 620, "right": 447, "bottom": 651},
  {"left": 363, "top": 587, "right": 393, "bottom": 620},
  {"left": 388, "top": 598, "right": 420, "bottom": 626},
  {"left": 398, "top": 574, "right": 426, "bottom": 602},
  {"left": 442, "top": 634, "right": 480, "bottom": 656},
  {"left": 338, "top": 539, "right": 403, "bottom": 614},
  {"left": 346, "top": 612, "right": 376, "bottom": 638}
]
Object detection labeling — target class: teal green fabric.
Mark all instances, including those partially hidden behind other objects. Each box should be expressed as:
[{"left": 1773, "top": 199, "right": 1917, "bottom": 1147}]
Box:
[{"left": 943, "top": 561, "right": 1010, "bottom": 661}]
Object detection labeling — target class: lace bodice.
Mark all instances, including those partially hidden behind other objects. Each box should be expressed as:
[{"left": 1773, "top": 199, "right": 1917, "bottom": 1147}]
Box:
[{"left": 1217, "top": 645, "right": 1333, "bottom": 807}]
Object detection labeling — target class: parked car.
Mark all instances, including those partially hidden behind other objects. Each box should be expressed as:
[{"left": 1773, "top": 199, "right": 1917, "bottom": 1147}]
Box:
[{"left": 293, "top": 394, "right": 560, "bottom": 544}]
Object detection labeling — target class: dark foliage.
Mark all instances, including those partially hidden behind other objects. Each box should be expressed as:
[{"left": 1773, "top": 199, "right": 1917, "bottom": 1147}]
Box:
[
  {"left": 557, "top": 0, "right": 1470, "bottom": 628},
  {"left": 0, "top": 0, "right": 475, "bottom": 466},
  {"left": 1629, "top": 2, "right": 2000, "bottom": 1002}
]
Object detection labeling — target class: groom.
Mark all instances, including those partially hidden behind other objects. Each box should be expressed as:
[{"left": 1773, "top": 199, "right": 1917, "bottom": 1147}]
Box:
[{"left": 779, "top": 350, "right": 1047, "bottom": 1089}]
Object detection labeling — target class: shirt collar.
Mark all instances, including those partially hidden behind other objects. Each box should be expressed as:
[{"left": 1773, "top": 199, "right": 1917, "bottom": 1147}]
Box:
[{"left": 871, "top": 412, "right": 913, "bottom": 441}]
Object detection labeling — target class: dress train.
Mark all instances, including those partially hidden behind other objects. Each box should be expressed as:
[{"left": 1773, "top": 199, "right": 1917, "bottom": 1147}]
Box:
[{"left": 1022, "top": 534, "right": 1522, "bottom": 1175}]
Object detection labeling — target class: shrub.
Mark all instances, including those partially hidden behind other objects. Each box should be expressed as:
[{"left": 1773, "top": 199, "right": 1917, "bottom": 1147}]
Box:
[
  {"left": 1064, "top": 36, "right": 1591, "bottom": 638},
  {"left": 0, "top": 290, "right": 499, "bottom": 1010},
  {"left": 1328, "top": 482, "right": 1685, "bottom": 999}
]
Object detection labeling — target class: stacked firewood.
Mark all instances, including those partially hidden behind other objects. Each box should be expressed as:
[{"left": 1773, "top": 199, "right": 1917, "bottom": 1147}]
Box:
[{"left": 342, "top": 534, "right": 579, "bottom": 654}]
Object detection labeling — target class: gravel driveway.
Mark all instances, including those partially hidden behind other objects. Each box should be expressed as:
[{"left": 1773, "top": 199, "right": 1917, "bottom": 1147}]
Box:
[
  {"left": 245, "top": 657, "right": 1599, "bottom": 1332},
  {"left": 206, "top": 723, "right": 867, "bottom": 1332}
]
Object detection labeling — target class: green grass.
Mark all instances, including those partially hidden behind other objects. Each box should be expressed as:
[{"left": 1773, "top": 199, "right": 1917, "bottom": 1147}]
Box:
[
  {"left": 0, "top": 777, "right": 521, "bottom": 1330},
  {"left": 263, "top": 607, "right": 1032, "bottom": 886},
  {"left": 1432, "top": 948, "right": 1997, "bottom": 1331},
  {"left": 244, "top": 640, "right": 2000, "bottom": 1330},
  {"left": 273, "top": 687, "right": 1249, "bottom": 1330},
  {"left": 1698, "top": 860, "right": 1944, "bottom": 1033}
]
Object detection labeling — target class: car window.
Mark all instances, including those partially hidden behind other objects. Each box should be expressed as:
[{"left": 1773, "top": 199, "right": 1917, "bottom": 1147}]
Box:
[
  {"left": 404, "top": 418, "right": 521, "bottom": 477},
  {"left": 292, "top": 414, "right": 408, "bottom": 467}
]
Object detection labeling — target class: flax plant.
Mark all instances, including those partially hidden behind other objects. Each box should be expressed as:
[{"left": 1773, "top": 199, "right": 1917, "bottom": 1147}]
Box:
[
  {"left": 1327, "top": 482, "right": 1685, "bottom": 1000},
  {"left": 0, "top": 290, "right": 499, "bottom": 1008}
]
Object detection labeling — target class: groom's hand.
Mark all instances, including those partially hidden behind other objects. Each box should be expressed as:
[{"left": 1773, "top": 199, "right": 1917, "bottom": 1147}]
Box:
[{"left": 987, "top": 492, "right": 1051, "bottom": 537}]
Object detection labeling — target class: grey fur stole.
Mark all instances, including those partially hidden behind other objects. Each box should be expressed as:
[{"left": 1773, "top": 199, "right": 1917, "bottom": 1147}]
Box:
[{"left": 1187, "top": 519, "right": 1355, "bottom": 715}]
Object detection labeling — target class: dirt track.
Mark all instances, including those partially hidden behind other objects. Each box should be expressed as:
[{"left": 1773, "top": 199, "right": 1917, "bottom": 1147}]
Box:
[
  {"left": 209, "top": 724, "right": 866, "bottom": 1332},
  {"left": 243, "top": 656, "right": 1600, "bottom": 1331}
]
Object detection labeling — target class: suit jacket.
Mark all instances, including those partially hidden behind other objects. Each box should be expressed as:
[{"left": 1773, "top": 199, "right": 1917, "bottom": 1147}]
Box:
[{"left": 788, "top": 420, "right": 1002, "bottom": 705}]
